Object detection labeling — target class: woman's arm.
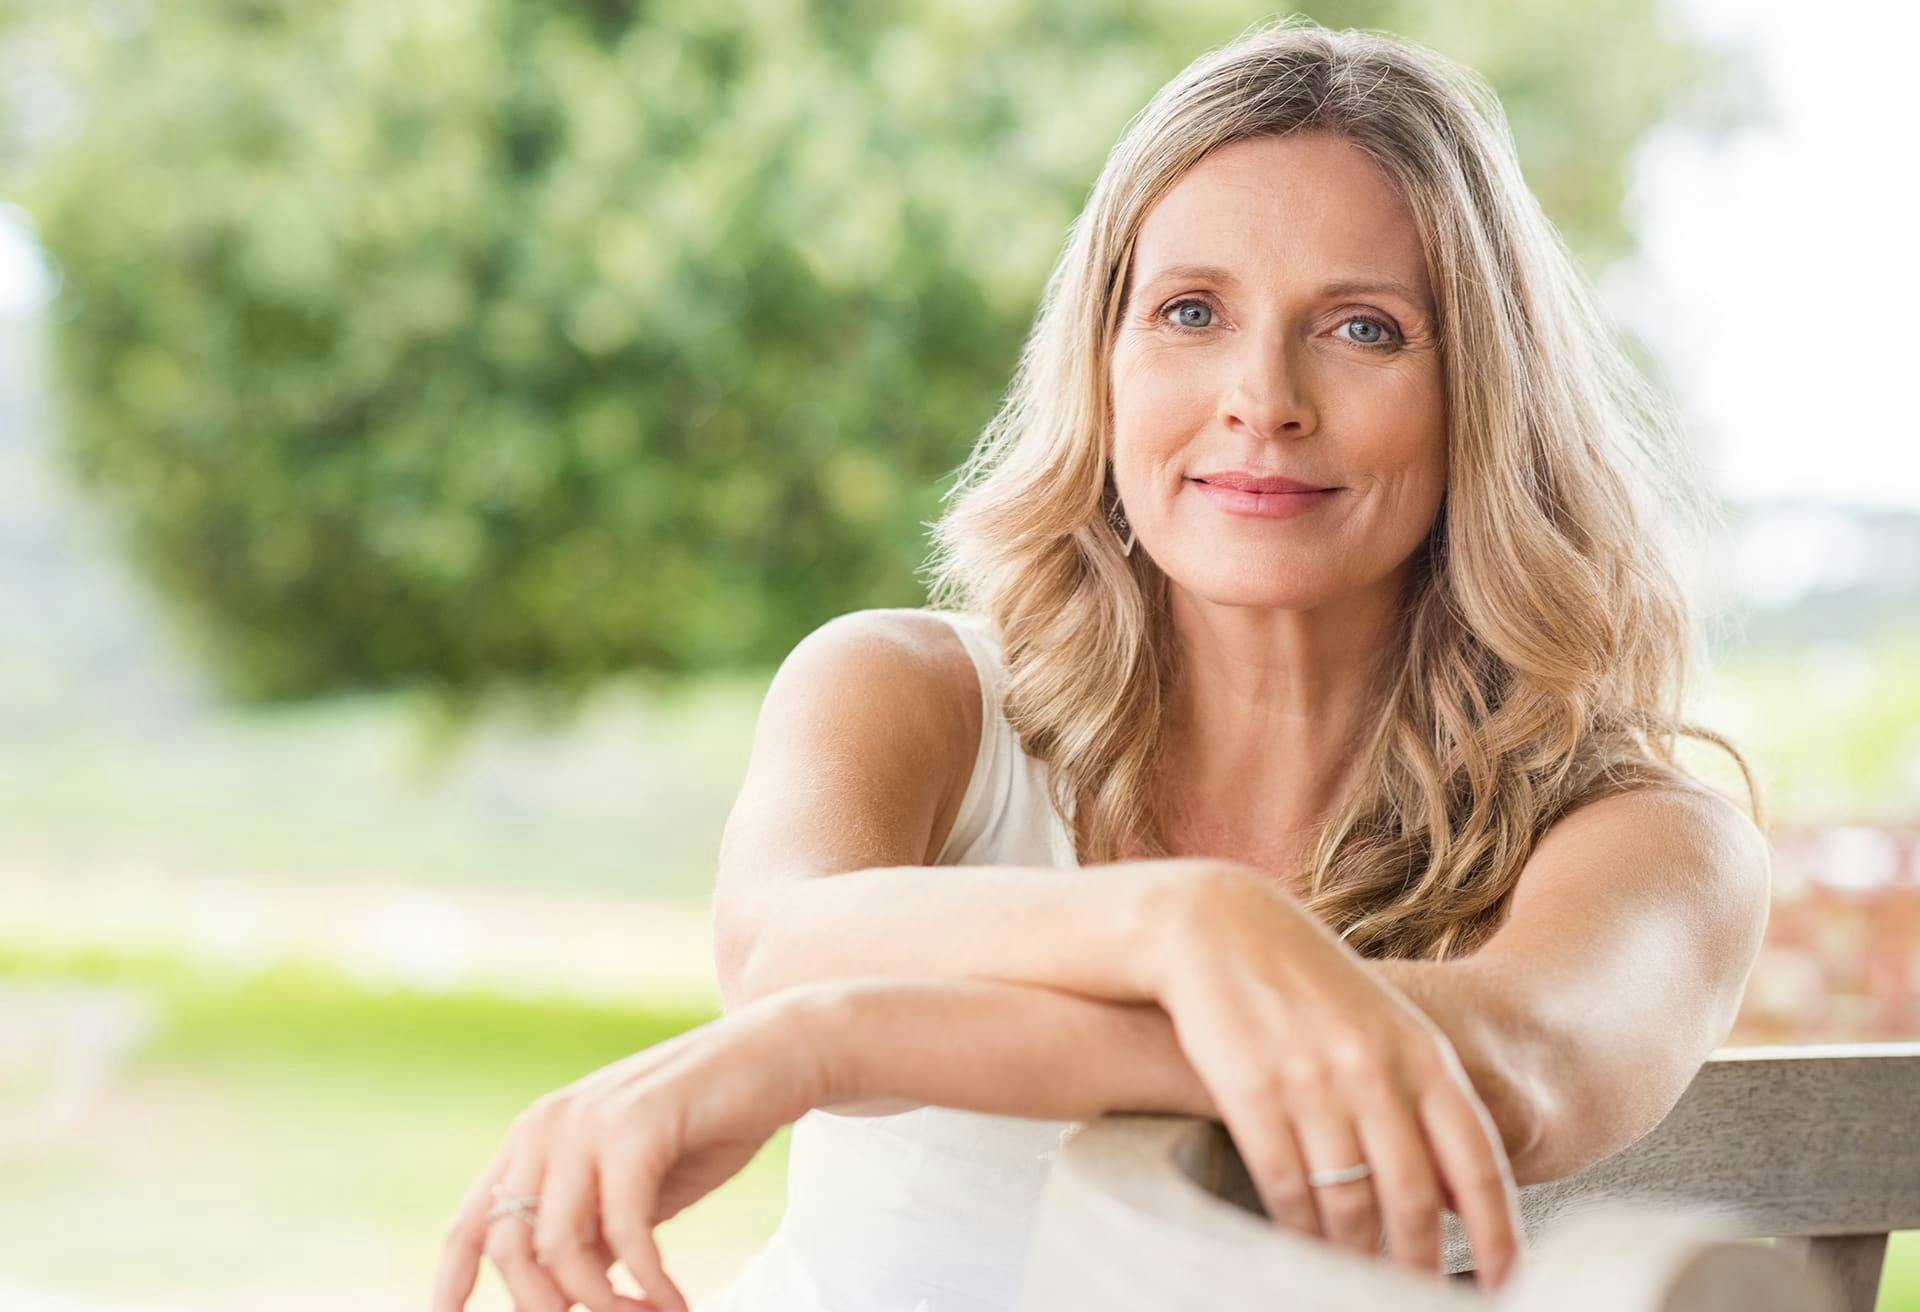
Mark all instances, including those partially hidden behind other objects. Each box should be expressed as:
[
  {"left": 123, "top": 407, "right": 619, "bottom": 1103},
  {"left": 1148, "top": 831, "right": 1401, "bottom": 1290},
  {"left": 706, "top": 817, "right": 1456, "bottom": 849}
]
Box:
[
  {"left": 791, "top": 962, "right": 1548, "bottom": 1186},
  {"left": 714, "top": 609, "right": 1260, "bottom": 1013},
  {"left": 798, "top": 968, "right": 1553, "bottom": 1175},
  {"left": 715, "top": 613, "right": 1545, "bottom": 1153},
  {"left": 715, "top": 613, "right": 1546, "bottom": 1161},
  {"left": 805, "top": 975, "right": 1219, "bottom": 1121},
  {"left": 737, "top": 856, "right": 1544, "bottom": 1176},
  {"left": 729, "top": 858, "right": 1186, "bottom": 1011},
  {"left": 785, "top": 782, "right": 1771, "bottom": 1197},
  {"left": 711, "top": 610, "right": 1178, "bottom": 1013}
]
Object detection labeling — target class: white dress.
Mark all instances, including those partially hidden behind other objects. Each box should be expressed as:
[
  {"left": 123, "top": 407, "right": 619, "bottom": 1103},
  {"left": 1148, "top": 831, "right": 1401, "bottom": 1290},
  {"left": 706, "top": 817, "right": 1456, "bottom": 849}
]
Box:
[{"left": 697, "top": 608, "right": 1086, "bottom": 1311}]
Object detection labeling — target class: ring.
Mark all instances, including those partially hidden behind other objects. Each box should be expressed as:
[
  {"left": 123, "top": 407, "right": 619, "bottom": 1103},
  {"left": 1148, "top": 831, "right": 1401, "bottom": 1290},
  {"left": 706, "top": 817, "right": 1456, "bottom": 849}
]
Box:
[
  {"left": 487, "top": 1184, "right": 541, "bottom": 1225},
  {"left": 1306, "top": 1161, "right": 1373, "bottom": 1187}
]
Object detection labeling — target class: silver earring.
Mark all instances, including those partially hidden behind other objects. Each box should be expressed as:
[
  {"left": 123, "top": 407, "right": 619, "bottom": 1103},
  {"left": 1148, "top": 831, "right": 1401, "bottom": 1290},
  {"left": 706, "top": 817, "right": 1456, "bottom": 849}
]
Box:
[{"left": 1108, "top": 496, "right": 1136, "bottom": 557}]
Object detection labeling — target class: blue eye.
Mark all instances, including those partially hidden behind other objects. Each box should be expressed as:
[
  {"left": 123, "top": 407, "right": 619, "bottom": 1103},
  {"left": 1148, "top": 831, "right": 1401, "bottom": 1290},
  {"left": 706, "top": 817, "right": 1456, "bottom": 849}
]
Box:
[
  {"left": 1340, "top": 315, "right": 1400, "bottom": 349},
  {"left": 1156, "top": 297, "right": 1402, "bottom": 351},
  {"left": 1161, "top": 298, "right": 1214, "bottom": 333}
]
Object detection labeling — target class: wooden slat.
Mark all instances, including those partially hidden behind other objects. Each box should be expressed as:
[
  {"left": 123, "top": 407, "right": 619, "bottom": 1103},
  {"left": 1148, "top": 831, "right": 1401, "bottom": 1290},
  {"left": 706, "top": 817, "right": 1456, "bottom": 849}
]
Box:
[
  {"left": 1440, "top": 1044, "right": 1920, "bottom": 1272},
  {"left": 1773, "top": 1234, "right": 1890, "bottom": 1312}
]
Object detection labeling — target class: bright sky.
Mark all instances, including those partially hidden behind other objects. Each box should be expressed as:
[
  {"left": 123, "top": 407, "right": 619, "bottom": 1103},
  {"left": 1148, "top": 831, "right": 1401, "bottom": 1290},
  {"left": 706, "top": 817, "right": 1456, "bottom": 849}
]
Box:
[
  {"left": 3, "top": 1, "right": 1916, "bottom": 509},
  {"left": 1610, "top": 0, "right": 1920, "bottom": 509},
  {"left": 0, "top": 201, "right": 48, "bottom": 316}
]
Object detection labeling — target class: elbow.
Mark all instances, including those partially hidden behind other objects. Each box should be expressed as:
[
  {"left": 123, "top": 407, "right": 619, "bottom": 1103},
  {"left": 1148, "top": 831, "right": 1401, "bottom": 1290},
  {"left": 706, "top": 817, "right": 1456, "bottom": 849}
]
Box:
[
  {"left": 717, "top": 905, "right": 803, "bottom": 1013},
  {"left": 723, "top": 945, "right": 779, "bottom": 1013},
  {"left": 716, "top": 955, "right": 751, "bottom": 1014},
  {"left": 1506, "top": 1067, "right": 1638, "bottom": 1188},
  {"left": 1476, "top": 1010, "right": 1560, "bottom": 1188},
  {"left": 1497, "top": 1009, "right": 1614, "bottom": 1187},
  {"left": 712, "top": 899, "right": 763, "bottom": 1013},
  {"left": 1502, "top": 1071, "right": 1559, "bottom": 1188},
  {"left": 1503, "top": 1037, "right": 1700, "bottom": 1188},
  {"left": 1481, "top": 1041, "right": 1551, "bottom": 1186}
]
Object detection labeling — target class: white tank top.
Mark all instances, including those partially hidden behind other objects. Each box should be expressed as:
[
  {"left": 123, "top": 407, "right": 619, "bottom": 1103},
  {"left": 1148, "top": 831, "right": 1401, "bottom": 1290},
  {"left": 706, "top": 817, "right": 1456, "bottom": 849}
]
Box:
[{"left": 697, "top": 608, "right": 1086, "bottom": 1311}]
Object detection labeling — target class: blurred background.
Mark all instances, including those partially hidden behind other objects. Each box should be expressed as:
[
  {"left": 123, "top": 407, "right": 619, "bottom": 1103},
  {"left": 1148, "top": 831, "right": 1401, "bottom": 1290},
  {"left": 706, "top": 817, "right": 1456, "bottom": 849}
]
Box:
[{"left": 0, "top": 0, "right": 1915, "bottom": 1308}]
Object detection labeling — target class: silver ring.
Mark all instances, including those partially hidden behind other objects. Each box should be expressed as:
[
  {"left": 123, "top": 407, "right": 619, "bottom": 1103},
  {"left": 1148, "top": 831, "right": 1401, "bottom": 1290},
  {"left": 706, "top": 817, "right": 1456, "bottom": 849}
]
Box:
[
  {"left": 1307, "top": 1161, "right": 1373, "bottom": 1187},
  {"left": 487, "top": 1184, "right": 540, "bottom": 1225}
]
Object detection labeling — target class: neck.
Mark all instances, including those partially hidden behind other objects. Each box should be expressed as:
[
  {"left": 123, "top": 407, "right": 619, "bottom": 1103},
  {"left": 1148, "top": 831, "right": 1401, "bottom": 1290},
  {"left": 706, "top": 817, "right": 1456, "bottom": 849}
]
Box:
[{"left": 1156, "top": 573, "right": 1403, "bottom": 847}]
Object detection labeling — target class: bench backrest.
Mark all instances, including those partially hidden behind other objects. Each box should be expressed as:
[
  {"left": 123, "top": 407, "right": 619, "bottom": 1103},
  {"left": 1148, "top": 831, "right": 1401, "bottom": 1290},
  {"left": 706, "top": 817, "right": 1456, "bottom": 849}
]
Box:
[{"left": 1024, "top": 1044, "right": 1920, "bottom": 1311}]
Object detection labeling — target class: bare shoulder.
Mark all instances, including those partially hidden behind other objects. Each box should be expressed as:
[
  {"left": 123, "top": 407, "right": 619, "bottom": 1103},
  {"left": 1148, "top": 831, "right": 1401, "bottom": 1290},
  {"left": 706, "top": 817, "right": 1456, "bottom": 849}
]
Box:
[
  {"left": 722, "top": 606, "right": 985, "bottom": 883},
  {"left": 711, "top": 610, "right": 986, "bottom": 1007},
  {"left": 1513, "top": 771, "right": 1771, "bottom": 922},
  {"left": 1538, "top": 772, "right": 1767, "bottom": 864},
  {"left": 764, "top": 607, "right": 983, "bottom": 758}
]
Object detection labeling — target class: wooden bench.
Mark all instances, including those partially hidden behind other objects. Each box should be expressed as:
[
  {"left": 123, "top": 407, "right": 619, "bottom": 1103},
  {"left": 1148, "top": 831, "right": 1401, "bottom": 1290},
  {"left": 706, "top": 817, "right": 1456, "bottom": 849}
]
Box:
[{"left": 1023, "top": 1043, "right": 1919, "bottom": 1311}]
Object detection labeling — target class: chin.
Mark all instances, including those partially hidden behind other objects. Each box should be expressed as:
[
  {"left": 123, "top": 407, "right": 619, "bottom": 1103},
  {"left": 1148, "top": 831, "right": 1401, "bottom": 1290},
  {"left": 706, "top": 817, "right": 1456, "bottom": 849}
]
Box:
[
  {"left": 1164, "top": 561, "right": 1337, "bottom": 611},
  {"left": 1206, "top": 588, "right": 1332, "bottom": 612}
]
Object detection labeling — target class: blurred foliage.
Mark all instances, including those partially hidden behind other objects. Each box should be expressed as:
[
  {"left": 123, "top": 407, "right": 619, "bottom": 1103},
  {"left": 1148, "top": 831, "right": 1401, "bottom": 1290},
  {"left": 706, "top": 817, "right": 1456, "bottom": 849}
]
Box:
[{"left": 1, "top": 0, "right": 1745, "bottom": 706}]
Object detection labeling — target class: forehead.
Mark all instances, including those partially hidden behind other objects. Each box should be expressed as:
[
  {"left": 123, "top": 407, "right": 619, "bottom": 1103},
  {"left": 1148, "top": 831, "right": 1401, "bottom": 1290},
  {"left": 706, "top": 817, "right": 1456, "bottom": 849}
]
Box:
[{"left": 1129, "top": 132, "right": 1431, "bottom": 309}]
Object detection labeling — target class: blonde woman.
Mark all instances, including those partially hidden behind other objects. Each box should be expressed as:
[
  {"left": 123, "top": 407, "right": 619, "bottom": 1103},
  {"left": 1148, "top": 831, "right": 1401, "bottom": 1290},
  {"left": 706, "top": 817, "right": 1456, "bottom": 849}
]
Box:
[{"left": 434, "top": 17, "right": 1771, "bottom": 1312}]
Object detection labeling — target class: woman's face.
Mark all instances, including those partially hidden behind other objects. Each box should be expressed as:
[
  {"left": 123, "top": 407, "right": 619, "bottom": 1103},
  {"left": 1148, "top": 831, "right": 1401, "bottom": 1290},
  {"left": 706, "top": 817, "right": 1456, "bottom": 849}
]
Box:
[{"left": 1108, "top": 131, "right": 1447, "bottom": 612}]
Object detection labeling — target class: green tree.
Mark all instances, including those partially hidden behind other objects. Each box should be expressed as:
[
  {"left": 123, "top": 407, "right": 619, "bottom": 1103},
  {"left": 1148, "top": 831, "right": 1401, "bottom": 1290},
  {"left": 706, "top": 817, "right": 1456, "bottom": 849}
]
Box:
[{"left": 7, "top": 0, "right": 1751, "bottom": 706}]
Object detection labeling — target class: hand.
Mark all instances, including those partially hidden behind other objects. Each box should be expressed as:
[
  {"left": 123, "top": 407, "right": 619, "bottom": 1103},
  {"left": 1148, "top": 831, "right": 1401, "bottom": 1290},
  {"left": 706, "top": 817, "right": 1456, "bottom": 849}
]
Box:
[
  {"left": 431, "top": 987, "right": 841, "bottom": 1312},
  {"left": 1151, "top": 865, "right": 1525, "bottom": 1292}
]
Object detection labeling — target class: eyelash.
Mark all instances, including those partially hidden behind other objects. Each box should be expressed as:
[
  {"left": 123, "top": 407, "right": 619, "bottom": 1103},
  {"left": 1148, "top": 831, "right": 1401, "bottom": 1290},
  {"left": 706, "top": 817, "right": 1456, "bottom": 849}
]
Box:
[{"left": 1155, "top": 295, "right": 1403, "bottom": 351}]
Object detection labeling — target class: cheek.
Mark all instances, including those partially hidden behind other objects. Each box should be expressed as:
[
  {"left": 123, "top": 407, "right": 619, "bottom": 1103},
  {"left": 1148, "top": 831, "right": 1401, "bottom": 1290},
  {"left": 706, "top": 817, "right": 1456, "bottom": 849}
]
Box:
[
  {"left": 1364, "top": 382, "right": 1446, "bottom": 489},
  {"left": 1375, "top": 439, "right": 1448, "bottom": 559},
  {"left": 1418, "top": 416, "right": 1449, "bottom": 506},
  {"left": 1111, "top": 348, "right": 1208, "bottom": 455},
  {"left": 1403, "top": 429, "right": 1447, "bottom": 503}
]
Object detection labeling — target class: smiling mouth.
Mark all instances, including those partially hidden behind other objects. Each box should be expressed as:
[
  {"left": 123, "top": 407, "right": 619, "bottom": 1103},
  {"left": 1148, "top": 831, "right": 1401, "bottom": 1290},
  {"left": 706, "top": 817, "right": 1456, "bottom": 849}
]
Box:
[
  {"left": 1190, "top": 476, "right": 1339, "bottom": 494},
  {"left": 1188, "top": 478, "right": 1340, "bottom": 519}
]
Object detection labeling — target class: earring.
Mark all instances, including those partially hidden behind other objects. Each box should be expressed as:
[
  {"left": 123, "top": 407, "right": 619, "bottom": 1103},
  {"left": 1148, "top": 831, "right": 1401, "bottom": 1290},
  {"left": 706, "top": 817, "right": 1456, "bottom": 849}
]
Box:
[{"left": 1108, "top": 496, "right": 1136, "bottom": 557}]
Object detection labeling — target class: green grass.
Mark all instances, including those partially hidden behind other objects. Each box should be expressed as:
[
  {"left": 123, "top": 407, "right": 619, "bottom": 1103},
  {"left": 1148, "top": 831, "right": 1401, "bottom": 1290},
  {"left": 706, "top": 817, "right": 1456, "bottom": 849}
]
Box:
[
  {"left": 1881, "top": 1235, "right": 1920, "bottom": 1312},
  {"left": 0, "top": 943, "right": 789, "bottom": 1306}
]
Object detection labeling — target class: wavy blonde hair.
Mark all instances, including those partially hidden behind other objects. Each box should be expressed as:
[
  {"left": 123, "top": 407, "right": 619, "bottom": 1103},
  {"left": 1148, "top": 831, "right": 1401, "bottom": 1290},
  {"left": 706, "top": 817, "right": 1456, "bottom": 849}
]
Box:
[{"left": 921, "top": 15, "right": 1762, "bottom": 962}]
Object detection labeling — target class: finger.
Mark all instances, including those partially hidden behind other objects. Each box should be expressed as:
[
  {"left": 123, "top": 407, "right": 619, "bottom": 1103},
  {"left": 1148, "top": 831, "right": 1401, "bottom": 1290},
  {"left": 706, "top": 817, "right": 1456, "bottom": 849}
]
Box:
[
  {"left": 1348, "top": 1080, "right": 1446, "bottom": 1276},
  {"left": 1419, "top": 1083, "right": 1523, "bottom": 1293},
  {"left": 1290, "top": 1089, "right": 1381, "bottom": 1258},
  {"left": 535, "top": 1149, "right": 653, "bottom": 1312},
  {"left": 1217, "top": 1082, "right": 1320, "bottom": 1238},
  {"left": 601, "top": 1143, "right": 690, "bottom": 1312},
  {"left": 432, "top": 1155, "right": 511, "bottom": 1312},
  {"left": 483, "top": 1156, "right": 570, "bottom": 1312}
]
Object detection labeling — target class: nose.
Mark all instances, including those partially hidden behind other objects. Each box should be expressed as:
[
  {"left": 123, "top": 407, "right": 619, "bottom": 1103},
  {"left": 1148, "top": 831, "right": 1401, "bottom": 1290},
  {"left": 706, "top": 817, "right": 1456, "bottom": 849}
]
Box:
[{"left": 1220, "top": 334, "right": 1318, "bottom": 441}]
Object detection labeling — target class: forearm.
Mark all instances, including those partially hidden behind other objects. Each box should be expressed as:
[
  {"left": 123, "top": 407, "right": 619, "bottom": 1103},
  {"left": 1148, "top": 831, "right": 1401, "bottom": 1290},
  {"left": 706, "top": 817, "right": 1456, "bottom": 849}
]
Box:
[
  {"left": 790, "top": 962, "right": 1541, "bottom": 1181},
  {"left": 737, "top": 865, "right": 1546, "bottom": 1175},
  {"left": 729, "top": 861, "right": 1193, "bottom": 1012},
  {"left": 798, "top": 975, "right": 1219, "bottom": 1123}
]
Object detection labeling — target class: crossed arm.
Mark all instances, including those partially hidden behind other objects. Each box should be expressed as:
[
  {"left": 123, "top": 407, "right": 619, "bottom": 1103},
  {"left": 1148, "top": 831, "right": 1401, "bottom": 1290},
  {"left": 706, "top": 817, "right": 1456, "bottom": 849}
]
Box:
[
  {"left": 713, "top": 614, "right": 1772, "bottom": 1190},
  {"left": 720, "top": 859, "right": 1542, "bottom": 1155},
  {"left": 720, "top": 789, "right": 1765, "bottom": 1189}
]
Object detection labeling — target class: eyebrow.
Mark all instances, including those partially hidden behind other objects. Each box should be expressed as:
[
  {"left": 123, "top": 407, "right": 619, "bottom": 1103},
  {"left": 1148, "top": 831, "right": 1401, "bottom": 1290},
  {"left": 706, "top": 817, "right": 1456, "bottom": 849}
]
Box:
[{"left": 1134, "top": 262, "right": 1433, "bottom": 313}]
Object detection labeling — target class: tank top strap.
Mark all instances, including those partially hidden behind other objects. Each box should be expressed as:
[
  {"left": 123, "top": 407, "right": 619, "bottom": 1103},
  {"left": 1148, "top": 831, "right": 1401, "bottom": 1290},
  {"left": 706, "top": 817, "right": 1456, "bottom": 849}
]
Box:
[
  {"left": 931, "top": 608, "right": 1004, "bottom": 699},
  {"left": 926, "top": 609, "right": 1012, "bottom": 865}
]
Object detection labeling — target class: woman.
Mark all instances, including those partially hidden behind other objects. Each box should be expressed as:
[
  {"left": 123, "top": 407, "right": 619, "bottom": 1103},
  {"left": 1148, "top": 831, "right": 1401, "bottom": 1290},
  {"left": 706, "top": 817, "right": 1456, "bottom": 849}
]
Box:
[{"left": 433, "top": 17, "right": 1772, "bottom": 1312}]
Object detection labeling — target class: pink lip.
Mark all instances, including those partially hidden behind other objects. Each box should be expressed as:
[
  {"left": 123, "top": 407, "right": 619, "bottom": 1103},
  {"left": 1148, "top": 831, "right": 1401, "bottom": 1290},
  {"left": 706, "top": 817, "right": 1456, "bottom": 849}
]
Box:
[
  {"left": 1188, "top": 477, "right": 1338, "bottom": 519},
  {"left": 1191, "top": 471, "right": 1333, "bottom": 493}
]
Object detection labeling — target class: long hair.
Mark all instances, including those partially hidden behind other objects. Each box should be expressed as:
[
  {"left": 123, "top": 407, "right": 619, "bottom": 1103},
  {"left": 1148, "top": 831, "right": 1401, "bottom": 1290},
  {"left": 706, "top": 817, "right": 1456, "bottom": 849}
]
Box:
[{"left": 921, "top": 15, "right": 1762, "bottom": 961}]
